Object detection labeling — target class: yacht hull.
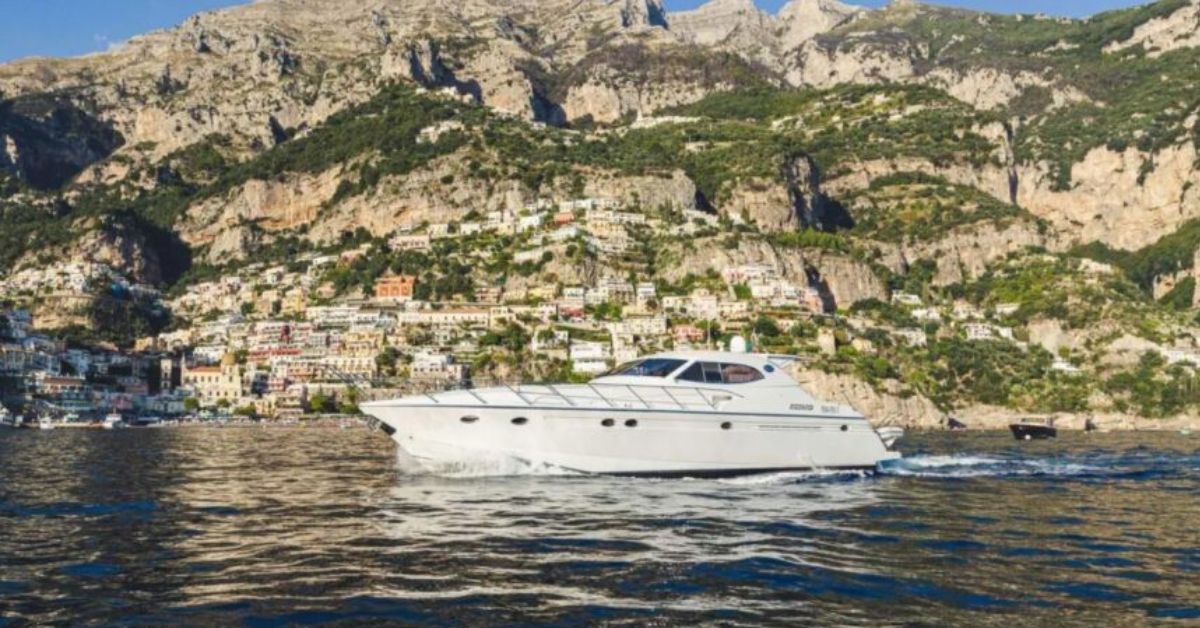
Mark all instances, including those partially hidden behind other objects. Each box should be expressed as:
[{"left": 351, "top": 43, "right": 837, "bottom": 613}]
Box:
[{"left": 365, "top": 404, "right": 899, "bottom": 476}]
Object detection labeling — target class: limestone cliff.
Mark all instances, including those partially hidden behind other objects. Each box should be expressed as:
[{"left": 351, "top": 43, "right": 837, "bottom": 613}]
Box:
[
  {"left": 665, "top": 238, "right": 886, "bottom": 308},
  {"left": 1105, "top": 0, "right": 1200, "bottom": 57},
  {"left": 1015, "top": 142, "right": 1200, "bottom": 251},
  {"left": 895, "top": 219, "right": 1057, "bottom": 285},
  {"left": 669, "top": 0, "right": 771, "bottom": 48},
  {"left": 1, "top": 0, "right": 1199, "bottom": 302},
  {"left": 790, "top": 367, "right": 943, "bottom": 428}
]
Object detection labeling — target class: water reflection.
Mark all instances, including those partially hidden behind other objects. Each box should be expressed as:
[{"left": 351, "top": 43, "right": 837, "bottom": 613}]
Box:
[{"left": 0, "top": 429, "right": 1197, "bottom": 625}]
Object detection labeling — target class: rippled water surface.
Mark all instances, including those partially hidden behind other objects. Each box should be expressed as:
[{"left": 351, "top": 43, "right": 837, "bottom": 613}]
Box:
[{"left": 1, "top": 428, "right": 1198, "bottom": 625}]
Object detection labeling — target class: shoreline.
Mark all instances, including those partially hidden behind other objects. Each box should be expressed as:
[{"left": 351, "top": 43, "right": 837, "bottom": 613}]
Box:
[
  {"left": 947, "top": 407, "right": 1199, "bottom": 433},
  {"left": 9, "top": 420, "right": 1193, "bottom": 434},
  {"left": 3, "top": 418, "right": 374, "bottom": 431}
]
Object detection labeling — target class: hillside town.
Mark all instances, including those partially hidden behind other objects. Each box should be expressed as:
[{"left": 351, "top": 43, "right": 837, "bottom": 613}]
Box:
[{"left": 7, "top": 194, "right": 1182, "bottom": 425}]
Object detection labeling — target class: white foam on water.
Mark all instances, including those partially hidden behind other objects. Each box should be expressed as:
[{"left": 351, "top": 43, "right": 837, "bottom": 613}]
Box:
[
  {"left": 395, "top": 450, "right": 1114, "bottom": 482},
  {"left": 718, "top": 469, "right": 871, "bottom": 486},
  {"left": 879, "top": 454, "right": 1101, "bottom": 478},
  {"left": 395, "top": 449, "right": 581, "bottom": 478}
]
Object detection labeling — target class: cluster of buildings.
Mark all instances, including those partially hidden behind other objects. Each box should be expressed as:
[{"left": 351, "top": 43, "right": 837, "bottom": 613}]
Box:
[
  {"left": 12, "top": 197, "right": 1188, "bottom": 421},
  {"left": 0, "top": 261, "right": 159, "bottom": 301},
  {"left": 0, "top": 307, "right": 184, "bottom": 417}
]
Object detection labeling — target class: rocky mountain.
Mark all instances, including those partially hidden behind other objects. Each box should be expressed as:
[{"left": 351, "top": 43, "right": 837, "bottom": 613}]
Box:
[
  {"left": 5, "top": 0, "right": 1200, "bottom": 423},
  {"left": 1, "top": 0, "right": 1199, "bottom": 303}
]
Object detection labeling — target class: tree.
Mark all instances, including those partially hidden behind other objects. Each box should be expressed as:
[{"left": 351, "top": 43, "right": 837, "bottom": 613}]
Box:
[
  {"left": 376, "top": 347, "right": 401, "bottom": 376},
  {"left": 481, "top": 324, "right": 531, "bottom": 353},
  {"left": 586, "top": 301, "right": 623, "bottom": 322},
  {"left": 753, "top": 316, "right": 781, "bottom": 338},
  {"left": 183, "top": 397, "right": 200, "bottom": 412},
  {"left": 233, "top": 405, "right": 257, "bottom": 418},
  {"left": 307, "top": 393, "right": 339, "bottom": 414},
  {"left": 307, "top": 393, "right": 329, "bottom": 414}
]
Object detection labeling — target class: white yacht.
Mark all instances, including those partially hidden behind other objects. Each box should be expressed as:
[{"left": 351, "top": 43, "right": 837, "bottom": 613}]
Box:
[
  {"left": 0, "top": 405, "right": 19, "bottom": 429},
  {"left": 362, "top": 351, "right": 902, "bottom": 477},
  {"left": 102, "top": 414, "right": 127, "bottom": 430}
]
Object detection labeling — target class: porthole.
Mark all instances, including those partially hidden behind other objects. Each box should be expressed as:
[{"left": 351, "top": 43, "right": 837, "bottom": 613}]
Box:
[
  {"left": 602, "top": 418, "right": 615, "bottom": 427},
  {"left": 460, "top": 416, "right": 479, "bottom": 424},
  {"left": 764, "top": 365, "right": 775, "bottom": 373},
  {"left": 512, "top": 417, "right": 529, "bottom": 426},
  {"left": 625, "top": 419, "right": 638, "bottom": 428},
  {"left": 721, "top": 421, "right": 732, "bottom": 430},
  {"left": 840, "top": 425, "right": 849, "bottom": 432}
]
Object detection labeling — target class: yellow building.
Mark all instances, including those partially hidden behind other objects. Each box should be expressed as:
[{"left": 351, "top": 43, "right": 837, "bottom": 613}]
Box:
[{"left": 182, "top": 352, "right": 245, "bottom": 404}]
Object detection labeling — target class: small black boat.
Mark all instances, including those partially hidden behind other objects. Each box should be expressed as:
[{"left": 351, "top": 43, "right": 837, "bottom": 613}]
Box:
[
  {"left": 1010, "top": 418, "right": 1057, "bottom": 441},
  {"left": 947, "top": 416, "right": 968, "bottom": 431}
]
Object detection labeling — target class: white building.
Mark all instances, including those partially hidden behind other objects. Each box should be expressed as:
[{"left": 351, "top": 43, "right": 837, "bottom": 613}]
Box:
[
  {"left": 570, "top": 340, "right": 609, "bottom": 361},
  {"left": 560, "top": 287, "right": 586, "bottom": 310},
  {"left": 514, "top": 247, "right": 552, "bottom": 264},
  {"left": 994, "top": 303, "right": 1020, "bottom": 316},
  {"left": 965, "top": 324, "right": 994, "bottom": 341},
  {"left": 952, "top": 302, "right": 983, "bottom": 321},
  {"left": 570, "top": 340, "right": 611, "bottom": 374},
  {"left": 395, "top": 308, "right": 491, "bottom": 328},
  {"left": 912, "top": 308, "right": 943, "bottom": 323},
  {"left": 306, "top": 306, "right": 362, "bottom": 327},
  {"left": 518, "top": 213, "right": 546, "bottom": 231},
  {"left": 547, "top": 225, "right": 580, "bottom": 243},
  {"left": 1050, "top": 358, "right": 1083, "bottom": 374},
  {"left": 1163, "top": 349, "right": 1200, "bottom": 367},
  {"left": 389, "top": 234, "right": 432, "bottom": 252},
  {"left": 610, "top": 316, "right": 668, "bottom": 336},
  {"left": 636, "top": 282, "right": 657, "bottom": 302},
  {"left": 410, "top": 352, "right": 468, "bottom": 382},
  {"left": 722, "top": 264, "right": 777, "bottom": 285},
  {"left": 895, "top": 328, "right": 928, "bottom": 347}
]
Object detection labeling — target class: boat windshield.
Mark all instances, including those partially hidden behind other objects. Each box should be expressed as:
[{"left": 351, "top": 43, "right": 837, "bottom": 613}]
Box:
[{"left": 608, "top": 358, "right": 687, "bottom": 378}]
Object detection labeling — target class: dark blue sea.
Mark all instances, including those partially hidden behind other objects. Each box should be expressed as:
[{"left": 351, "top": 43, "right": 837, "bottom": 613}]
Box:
[{"left": 1, "top": 428, "right": 1197, "bottom": 626}]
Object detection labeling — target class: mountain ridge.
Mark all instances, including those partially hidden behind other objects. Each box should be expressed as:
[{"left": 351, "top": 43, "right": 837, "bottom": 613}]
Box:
[
  {"left": 0, "top": 0, "right": 1199, "bottom": 288},
  {"left": 5, "top": 0, "right": 1200, "bottom": 423}
]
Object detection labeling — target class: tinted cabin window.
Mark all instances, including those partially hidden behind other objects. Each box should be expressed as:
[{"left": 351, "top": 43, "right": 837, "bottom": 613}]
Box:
[
  {"left": 678, "top": 363, "right": 705, "bottom": 383},
  {"left": 704, "top": 363, "right": 725, "bottom": 384},
  {"left": 721, "top": 363, "right": 764, "bottom": 384},
  {"left": 610, "top": 358, "right": 686, "bottom": 378},
  {"left": 678, "top": 362, "right": 764, "bottom": 384}
]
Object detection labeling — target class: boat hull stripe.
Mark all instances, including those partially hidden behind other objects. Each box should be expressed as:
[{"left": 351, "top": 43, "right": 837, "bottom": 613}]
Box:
[{"left": 365, "top": 403, "right": 865, "bottom": 422}]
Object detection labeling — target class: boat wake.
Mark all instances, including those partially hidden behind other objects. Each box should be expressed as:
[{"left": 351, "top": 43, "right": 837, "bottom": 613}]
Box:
[
  {"left": 396, "top": 450, "right": 1182, "bottom": 483},
  {"left": 395, "top": 450, "right": 582, "bottom": 478},
  {"left": 717, "top": 469, "right": 873, "bottom": 486},
  {"left": 878, "top": 454, "right": 1101, "bottom": 479}
]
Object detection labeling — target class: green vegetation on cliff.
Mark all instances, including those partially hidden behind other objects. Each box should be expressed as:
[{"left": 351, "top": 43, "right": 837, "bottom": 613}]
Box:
[
  {"left": 473, "top": 83, "right": 999, "bottom": 208},
  {"left": 1074, "top": 218, "right": 1200, "bottom": 293},
  {"left": 811, "top": 0, "right": 1200, "bottom": 188},
  {"left": 0, "top": 83, "right": 470, "bottom": 279},
  {"left": 839, "top": 172, "right": 1032, "bottom": 242}
]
